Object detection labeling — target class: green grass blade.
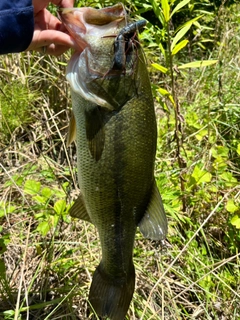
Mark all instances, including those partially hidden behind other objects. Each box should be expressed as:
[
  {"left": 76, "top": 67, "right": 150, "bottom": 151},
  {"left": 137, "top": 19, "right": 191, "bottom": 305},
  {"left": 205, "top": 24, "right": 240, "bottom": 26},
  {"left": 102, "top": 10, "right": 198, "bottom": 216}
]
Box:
[{"left": 178, "top": 60, "right": 218, "bottom": 69}]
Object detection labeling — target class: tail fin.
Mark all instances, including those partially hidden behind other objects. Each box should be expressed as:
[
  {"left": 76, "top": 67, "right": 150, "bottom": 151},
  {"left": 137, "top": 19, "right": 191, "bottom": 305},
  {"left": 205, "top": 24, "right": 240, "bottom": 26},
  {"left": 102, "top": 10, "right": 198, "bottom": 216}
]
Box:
[{"left": 89, "top": 262, "right": 135, "bottom": 320}]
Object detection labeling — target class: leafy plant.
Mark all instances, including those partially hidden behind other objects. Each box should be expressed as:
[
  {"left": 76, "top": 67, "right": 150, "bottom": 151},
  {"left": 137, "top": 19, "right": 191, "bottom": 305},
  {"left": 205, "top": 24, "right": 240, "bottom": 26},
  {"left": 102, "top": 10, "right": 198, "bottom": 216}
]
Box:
[
  {"left": 23, "top": 179, "right": 71, "bottom": 236},
  {"left": 148, "top": 0, "right": 218, "bottom": 212}
]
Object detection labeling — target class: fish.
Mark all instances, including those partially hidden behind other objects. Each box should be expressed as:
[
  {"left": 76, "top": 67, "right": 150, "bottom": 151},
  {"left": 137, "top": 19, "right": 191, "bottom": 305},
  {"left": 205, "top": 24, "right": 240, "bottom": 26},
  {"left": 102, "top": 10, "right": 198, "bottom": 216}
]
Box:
[{"left": 59, "top": 4, "right": 168, "bottom": 320}]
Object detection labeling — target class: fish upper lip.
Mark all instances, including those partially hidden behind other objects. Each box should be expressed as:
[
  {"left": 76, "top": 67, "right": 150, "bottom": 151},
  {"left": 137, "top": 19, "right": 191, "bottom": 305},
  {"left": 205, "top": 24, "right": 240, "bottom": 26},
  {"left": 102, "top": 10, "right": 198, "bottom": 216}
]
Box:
[
  {"left": 58, "top": 6, "right": 126, "bottom": 52},
  {"left": 58, "top": 6, "right": 126, "bottom": 31},
  {"left": 58, "top": 4, "right": 125, "bottom": 25}
]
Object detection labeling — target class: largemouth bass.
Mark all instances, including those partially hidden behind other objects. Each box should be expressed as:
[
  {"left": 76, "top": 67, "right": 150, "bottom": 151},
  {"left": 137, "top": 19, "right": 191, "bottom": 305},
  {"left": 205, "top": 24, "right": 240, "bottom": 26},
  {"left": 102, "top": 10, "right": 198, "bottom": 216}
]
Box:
[{"left": 59, "top": 4, "right": 168, "bottom": 320}]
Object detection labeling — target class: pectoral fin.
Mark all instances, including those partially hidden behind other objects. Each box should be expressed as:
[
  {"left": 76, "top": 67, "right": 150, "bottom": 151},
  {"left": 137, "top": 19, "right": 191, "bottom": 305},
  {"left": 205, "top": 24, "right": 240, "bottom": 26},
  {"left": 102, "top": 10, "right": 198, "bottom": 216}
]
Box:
[
  {"left": 139, "top": 181, "right": 168, "bottom": 240},
  {"left": 67, "top": 113, "right": 76, "bottom": 146},
  {"left": 70, "top": 193, "right": 92, "bottom": 223},
  {"left": 85, "top": 107, "right": 105, "bottom": 161}
]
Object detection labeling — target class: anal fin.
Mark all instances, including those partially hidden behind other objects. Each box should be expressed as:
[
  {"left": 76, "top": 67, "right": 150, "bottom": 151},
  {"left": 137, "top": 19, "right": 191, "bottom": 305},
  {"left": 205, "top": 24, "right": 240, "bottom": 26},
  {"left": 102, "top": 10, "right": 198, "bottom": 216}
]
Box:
[
  {"left": 138, "top": 180, "right": 168, "bottom": 240},
  {"left": 70, "top": 193, "right": 92, "bottom": 223}
]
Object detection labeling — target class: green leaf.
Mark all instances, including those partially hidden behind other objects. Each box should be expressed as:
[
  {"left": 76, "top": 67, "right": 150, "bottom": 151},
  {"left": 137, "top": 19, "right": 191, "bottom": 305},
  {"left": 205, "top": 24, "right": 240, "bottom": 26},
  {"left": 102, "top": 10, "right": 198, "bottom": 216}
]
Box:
[
  {"left": 193, "top": 21, "right": 201, "bottom": 28},
  {"left": 171, "top": 39, "right": 189, "bottom": 55},
  {"left": 24, "top": 180, "right": 41, "bottom": 195},
  {"left": 211, "top": 146, "right": 229, "bottom": 158},
  {"left": 0, "top": 240, "right": 7, "bottom": 254},
  {"left": 3, "top": 310, "right": 15, "bottom": 317},
  {"left": 226, "top": 200, "right": 239, "bottom": 213},
  {"left": 149, "top": 0, "right": 164, "bottom": 25},
  {"left": 213, "top": 157, "right": 227, "bottom": 170},
  {"left": 231, "top": 215, "right": 240, "bottom": 229},
  {"left": 161, "top": 0, "right": 170, "bottom": 22},
  {"left": 62, "top": 182, "right": 69, "bottom": 192},
  {"left": 36, "top": 221, "right": 50, "bottom": 236},
  {"left": 53, "top": 188, "right": 66, "bottom": 198},
  {"left": 157, "top": 88, "right": 176, "bottom": 106},
  {"left": 201, "top": 244, "right": 207, "bottom": 256},
  {"left": 33, "top": 195, "right": 47, "bottom": 204},
  {"left": 175, "top": 15, "right": 203, "bottom": 33},
  {"left": 41, "top": 187, "right": 52, "bottom": 199},
  {"left": 158, "top": 88, "right": 170, "bottom": 95},
  {"left": 208, "top": 186, "right": 218, "bottom": 193},
  {"left": 34, "top": 212, "right": 44, "bottom": 219},
  {"left": 195, "top": 129, "right": 208, "bottom": 141},
  {"left": 158, "top": 42, "right": 166, "bottom": 58},
  {"left": 170, "top": 0, "right": 191, "bottom": 18},
  {"left": 171, "top": 24, "right": 192, "bottom": 51},
  {"left": 220, "top": 172, "right": 238, "bottom": 185},
  {"left": 237, "top": 143, "right": 240, "bottom": 155},
  {"left": 0, "top": 202, "right": 16, "bottom": 217},
  {"left": 178, "top": 60, "right": 218, "bottom": 69},
  {"left": 54, "top": 199, "right": 66, "bottom": 215},
  {"left": 192, "top": 165, "right": 212, "bottom": 184},
  {"left": 152, "top": 63, "right": 168, "bottom": 73}
]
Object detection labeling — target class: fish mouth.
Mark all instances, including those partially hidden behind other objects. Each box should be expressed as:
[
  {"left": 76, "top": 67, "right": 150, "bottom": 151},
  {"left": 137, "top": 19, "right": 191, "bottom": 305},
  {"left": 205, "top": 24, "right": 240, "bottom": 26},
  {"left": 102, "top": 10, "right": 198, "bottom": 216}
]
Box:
[
  {"left": 60, "top": 4, "right": 145, "bottom": 110},
  {"left": 58, "top": 4, "right": 126, "bottom": 52}
]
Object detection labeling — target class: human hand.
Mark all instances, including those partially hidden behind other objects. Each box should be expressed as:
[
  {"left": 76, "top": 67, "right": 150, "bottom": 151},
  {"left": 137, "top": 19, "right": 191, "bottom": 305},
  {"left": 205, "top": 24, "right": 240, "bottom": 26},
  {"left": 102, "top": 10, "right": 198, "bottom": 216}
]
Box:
[{"left": 26, "top": 0, "right": 77, "bottom": 56}]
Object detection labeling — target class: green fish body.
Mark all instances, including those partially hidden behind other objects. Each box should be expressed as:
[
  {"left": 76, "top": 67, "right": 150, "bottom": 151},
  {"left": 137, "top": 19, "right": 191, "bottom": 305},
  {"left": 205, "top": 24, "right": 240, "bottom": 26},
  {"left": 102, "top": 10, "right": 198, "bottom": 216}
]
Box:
[{"left": 60, "top": 4, "right": 167, "bottom": 320}]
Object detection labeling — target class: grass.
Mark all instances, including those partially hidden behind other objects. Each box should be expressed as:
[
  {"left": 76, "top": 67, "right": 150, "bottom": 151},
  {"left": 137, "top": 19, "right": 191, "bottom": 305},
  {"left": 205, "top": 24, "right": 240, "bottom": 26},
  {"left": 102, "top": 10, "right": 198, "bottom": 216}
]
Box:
[{"left": 0, "top": 1, "right": 240, "bottom": 319}]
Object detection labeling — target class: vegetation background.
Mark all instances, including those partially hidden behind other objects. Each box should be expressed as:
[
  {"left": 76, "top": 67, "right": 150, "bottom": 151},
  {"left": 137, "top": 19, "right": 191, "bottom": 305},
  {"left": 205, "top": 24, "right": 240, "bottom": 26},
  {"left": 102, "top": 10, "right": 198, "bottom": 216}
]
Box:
[{"left": 0, "top": 0, "right": 239, "bottom": 319}]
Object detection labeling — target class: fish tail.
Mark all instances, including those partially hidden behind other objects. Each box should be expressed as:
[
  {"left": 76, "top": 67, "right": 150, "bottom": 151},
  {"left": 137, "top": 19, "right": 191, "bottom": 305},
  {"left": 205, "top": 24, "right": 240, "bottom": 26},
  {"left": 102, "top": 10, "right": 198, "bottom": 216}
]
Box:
[{"left": 89, "top": 262, "right": 135, "bottom": 320}]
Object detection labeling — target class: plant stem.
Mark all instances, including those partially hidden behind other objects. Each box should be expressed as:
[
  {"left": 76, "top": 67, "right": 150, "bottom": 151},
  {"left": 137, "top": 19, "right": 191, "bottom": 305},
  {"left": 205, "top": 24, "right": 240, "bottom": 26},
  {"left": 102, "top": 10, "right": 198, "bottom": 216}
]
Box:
[{"left": 166, "top": 20, "right": 186, "bottom": 212}]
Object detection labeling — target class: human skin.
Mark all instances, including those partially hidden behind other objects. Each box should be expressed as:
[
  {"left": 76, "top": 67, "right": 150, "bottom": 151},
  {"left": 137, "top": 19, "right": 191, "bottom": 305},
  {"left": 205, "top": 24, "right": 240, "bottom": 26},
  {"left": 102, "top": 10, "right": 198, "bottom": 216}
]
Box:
[{"left": 26, "top": 0, "right": 77, "bottom": 56}]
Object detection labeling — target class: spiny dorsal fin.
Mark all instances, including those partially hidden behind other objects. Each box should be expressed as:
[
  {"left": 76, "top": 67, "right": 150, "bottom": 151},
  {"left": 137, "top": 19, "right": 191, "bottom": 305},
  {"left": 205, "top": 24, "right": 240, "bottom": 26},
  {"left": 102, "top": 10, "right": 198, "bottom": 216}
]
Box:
[
  {"left": 67, "top": 112, "right": 76, "bottom": 146},
  {"left": 85, "top": 106, "right": 105, "bottom": 161},
  {"left": 70, "top": 193, "right": 92, "bottom": 223},
  {"left": 138, "top": 180, "right": 168, "bottom": 240}
]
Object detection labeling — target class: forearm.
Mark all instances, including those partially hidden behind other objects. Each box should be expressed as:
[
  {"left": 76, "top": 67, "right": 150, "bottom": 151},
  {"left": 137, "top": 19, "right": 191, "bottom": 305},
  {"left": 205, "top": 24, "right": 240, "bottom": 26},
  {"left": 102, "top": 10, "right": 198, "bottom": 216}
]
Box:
[{"left": 0, "top": 0, "right": 34, "bottom": 54}]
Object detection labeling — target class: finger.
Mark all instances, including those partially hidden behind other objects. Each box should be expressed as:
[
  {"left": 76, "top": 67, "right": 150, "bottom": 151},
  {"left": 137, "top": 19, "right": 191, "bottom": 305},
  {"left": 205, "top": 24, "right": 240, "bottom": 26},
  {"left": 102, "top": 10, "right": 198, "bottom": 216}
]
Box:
[
  {"left": 27, "top": 30, "right": 77, "bottom": 51},
  {"left": 51, "top": 0, "right": 75, "bottom": 7},
  {"left": 34, "top": 10, "right": 70, "bottom": 34},
  {"left": 36, "top": 43, "right": 71, "bottom": 56}
]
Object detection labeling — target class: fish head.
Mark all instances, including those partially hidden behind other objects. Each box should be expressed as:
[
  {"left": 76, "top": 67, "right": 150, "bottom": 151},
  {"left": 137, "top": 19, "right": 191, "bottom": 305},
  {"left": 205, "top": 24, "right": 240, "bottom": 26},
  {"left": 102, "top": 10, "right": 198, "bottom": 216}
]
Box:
[
  {"left": 59, "top": 4, "right": 131, "bottom": 109},
  {"left": 58, "top": 4, "right": 126, "bottom": 53},
  {"left": 59, "top": 4, "right": 145, "bottom": 110}
]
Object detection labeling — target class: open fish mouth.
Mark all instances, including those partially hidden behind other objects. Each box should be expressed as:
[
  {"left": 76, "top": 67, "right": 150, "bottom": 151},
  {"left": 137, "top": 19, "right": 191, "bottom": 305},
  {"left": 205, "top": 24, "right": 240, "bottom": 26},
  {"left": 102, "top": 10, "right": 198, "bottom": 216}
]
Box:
[
  {"left": 59, "top": 4, "right": 147, "bottom": 110},
  {"left": 58, "top": 4, "right": 126, "bottom": 52},
  {"left": 59, "top": 4, "right": 146, "bottom": 75}
]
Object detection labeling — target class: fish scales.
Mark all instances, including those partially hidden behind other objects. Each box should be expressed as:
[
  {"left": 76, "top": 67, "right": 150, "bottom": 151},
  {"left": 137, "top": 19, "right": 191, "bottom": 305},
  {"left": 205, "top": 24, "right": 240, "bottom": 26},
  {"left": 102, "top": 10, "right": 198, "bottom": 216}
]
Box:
[
  {"left": 71, "top": 63, "right": 156, "bottom": 267},
  {"left": 60, "top": 4, "right": 168, "bottom": 320}
]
